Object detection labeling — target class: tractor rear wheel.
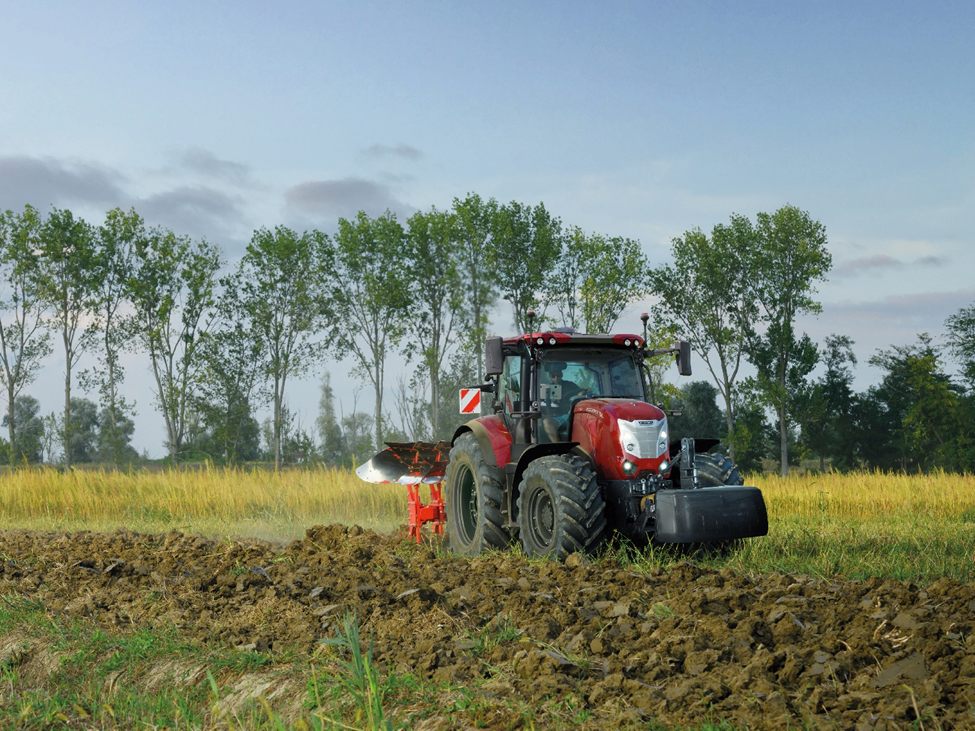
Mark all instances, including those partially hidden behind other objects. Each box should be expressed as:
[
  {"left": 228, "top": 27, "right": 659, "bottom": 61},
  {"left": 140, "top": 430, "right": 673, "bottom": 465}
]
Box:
[
  {"left": 684, "top": 451, "right": 745, "bottom": 553},
  {"left": 517, "top": 455, "right": 606, "bottom": 560},
  {"left": 445, "top": 432, "right": 509, "bottom": 556},
  {"left": 694, "top": 452, "right": 744, "bottom": 487}
]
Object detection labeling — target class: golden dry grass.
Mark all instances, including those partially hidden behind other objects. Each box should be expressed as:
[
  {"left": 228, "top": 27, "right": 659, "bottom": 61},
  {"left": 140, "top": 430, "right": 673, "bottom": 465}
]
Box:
[
  {"left": 0, "top": 465, "right": 405, "bottom": 541},
  {"left": 1, "top": 466, "right": 973, "bottom": 580},
  {"left": 748, "top": 469, "right": 975, "bottom": 520}
]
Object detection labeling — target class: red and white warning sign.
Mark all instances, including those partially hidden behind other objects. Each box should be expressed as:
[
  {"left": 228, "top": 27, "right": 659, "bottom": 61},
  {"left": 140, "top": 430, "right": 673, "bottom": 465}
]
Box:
[{"left": 459, "top": 388, "right": 481, "bottom": 414}]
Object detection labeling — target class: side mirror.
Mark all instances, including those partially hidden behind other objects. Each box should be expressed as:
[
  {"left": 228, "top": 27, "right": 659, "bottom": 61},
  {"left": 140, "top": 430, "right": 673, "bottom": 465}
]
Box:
[
  {"left": 485, "top": 336, "right": 503, "bottom": 376},
  {"left": 675, "top": 340, "right": 692, "bottom": 376}
]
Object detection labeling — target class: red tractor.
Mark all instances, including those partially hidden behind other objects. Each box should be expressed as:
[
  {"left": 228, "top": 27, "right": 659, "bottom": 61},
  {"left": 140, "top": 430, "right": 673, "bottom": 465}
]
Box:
[{"left": 357, "top": 319, "right": 768, "bottom": 559}]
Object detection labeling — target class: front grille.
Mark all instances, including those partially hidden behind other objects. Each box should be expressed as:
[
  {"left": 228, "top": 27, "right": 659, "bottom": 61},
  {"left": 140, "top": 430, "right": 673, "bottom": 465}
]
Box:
[{"left": 618, "top": 418, "right": 666, "bottom": 459}]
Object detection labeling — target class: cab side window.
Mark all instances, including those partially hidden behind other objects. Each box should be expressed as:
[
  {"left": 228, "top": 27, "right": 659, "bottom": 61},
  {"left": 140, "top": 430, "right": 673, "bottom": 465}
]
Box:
[{"left": 500, "top": 354, "right": 522, "bottom": 413}]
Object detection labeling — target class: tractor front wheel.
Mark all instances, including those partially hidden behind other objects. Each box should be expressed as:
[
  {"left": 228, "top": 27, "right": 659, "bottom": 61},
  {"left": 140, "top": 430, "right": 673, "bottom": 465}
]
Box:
[
  {"left": 517, "top": 455, "right": 606, "bottom": 560},
  {"left": 445, "top": 432, "right": 509, "bottom": 556}
]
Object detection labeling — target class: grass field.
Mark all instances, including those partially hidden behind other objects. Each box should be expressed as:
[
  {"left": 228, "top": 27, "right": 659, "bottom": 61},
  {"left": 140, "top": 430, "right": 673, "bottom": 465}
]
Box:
[
  {"left": 1, "top": 465, "right": 973, "bottom": 583},
  {"left": 1, "top": 466, "right": 973, "bottom": 730}
]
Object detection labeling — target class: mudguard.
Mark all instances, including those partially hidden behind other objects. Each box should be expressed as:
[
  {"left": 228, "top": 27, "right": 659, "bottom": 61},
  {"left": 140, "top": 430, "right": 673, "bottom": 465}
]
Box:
[
  {"left": 452, "top": 416, "right": 513, "bottom": 468},
  {"left": 654, "top": 486, "right": 768, "bottom": 543}
]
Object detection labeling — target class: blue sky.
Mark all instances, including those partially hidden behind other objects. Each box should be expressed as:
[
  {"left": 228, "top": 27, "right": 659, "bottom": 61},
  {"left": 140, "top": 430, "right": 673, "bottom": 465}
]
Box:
[{"left": 1, "top": 1, "right": 973, "bottom": 455}]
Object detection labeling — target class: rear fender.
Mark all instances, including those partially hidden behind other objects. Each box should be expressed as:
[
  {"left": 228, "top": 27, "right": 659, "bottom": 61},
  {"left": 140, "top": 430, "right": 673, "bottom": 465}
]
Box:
[{"left": 452, "top": 416, "right": 513, "bottom": 469}]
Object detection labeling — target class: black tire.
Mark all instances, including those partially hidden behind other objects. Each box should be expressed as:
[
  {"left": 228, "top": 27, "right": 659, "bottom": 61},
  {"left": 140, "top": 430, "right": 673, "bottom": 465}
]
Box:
[
  {"left": 694, "top": 452, "right": 744, "bottom": 487},
  {"left": 517, "top": 455, "right": 606, "bottom": 560},
  {"left": 444, "top": 432, "right": 509, "bottom": 556},
  {"left": 684, "top": 451, "right": 745, "bottom": 554}
]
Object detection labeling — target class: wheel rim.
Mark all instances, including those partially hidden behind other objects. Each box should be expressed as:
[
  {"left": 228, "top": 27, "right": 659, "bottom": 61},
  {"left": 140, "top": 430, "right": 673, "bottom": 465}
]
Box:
[
  {"left": 457, "top": 464, "right": 478, "bottom": 544},
  {"left": 526, "top": 486, "right": 555, "bottom": 549}
]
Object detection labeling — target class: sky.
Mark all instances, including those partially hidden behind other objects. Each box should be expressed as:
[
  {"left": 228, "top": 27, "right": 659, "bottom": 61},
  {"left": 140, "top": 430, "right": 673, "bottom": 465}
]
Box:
[{"left": 1, "top": 1, "right": 973, "bottom": 456}]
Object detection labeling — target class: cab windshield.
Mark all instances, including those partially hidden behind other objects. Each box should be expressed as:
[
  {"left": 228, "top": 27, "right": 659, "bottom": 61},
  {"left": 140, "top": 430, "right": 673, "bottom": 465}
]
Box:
[{"left": 538, "top": 349, "right": 645, "bottom": 402}]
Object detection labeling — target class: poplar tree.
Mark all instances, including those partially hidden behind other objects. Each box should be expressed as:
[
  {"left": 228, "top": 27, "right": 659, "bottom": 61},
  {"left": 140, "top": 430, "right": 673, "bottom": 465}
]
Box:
[
  {"left": 237, "top": 226, "right": 333, "bottom": 470},
  {"left": 0, "top": 206, "right": 51, "bottom": 463},
  {"left": 129, "top": 228, "right": 221, "bottom": 462},
  {"left": 38, "top": 208, "right": 100, "bottom": 469},
  {"left": 330, "top": 211, "right": 409, "bottom": 452}
]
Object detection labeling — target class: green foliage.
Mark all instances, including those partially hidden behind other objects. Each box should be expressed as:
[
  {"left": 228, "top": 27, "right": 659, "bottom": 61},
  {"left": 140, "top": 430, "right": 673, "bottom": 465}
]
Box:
[
  {"left": 491, "top": 200, "right": 562, "bottom": 333},
  {"left": 794, "top": 334, "right": 858, "bottom": 472},
  {"left": 65, "top": 397, "right": 99, "bottom": 463},
  {"left": 129, "top": 227, "right": 222, "bottom": 462},
  {"left": 1, "top": 394, "right": 44, "bottom": 464},
  {"left": 742, "top": 205, "right": 832, "bottom": 475},
  {"left": 727, "top": 379, "right": 774, "bottom": 473},
  {"left": 404, "top": 207, "right": 464, "bottom": 439},
  {"left": 451, "top": 193, "right": 499, "bottom": 382},
  {"left": 83, "top": 207, "right": 142, "bottom": 466},
  {"left": 648, "top": 215, "right": 754, "bottom": 462},
  {"left": 551, "top": 226, "right": 648, "bottom": 333},
  {"left": 945, "top": 303, "right": 975, "bottom": 390},
  {"left": 38, "top": 207, "right": 101, "bottom": 468},
  {"left": 668, "top": 381, "right": 727, "bottom": 445},
  {"left": 319, "top": 612, "right": 396, "bottom": 731},
  {"left": 0, "top": 205, "right": 52, "bottom": 465},
  {"left": 238, "top": 225, "right": 333, "bottom": 470},
  {"left": 331, "top": 211, "right": 411, "bottom": 453},
  {"left": 862, "top": 334, "right": 971, "bottom": 472}
]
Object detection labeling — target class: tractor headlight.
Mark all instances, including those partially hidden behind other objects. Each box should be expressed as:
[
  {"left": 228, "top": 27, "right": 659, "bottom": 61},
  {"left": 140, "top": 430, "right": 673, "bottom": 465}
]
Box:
[
  {"left": 658, "top": 459, "right": 670, "bottom": 475},
  {"left": 622, "top": 460, "right": 638, "bottom": 475},
  {"left": 618, "top": 420, "right": 642, "bottom": 458}
]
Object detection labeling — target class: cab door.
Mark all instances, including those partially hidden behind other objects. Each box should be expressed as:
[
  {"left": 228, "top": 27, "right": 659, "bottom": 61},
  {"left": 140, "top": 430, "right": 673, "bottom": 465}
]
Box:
[{"left": 498, "top": 352, "right": 532, "bottom": 446}]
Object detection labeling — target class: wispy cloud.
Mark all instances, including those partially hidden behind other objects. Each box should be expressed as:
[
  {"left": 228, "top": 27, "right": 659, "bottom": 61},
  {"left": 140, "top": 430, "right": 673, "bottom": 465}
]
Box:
[
  {"left": 0, "top": 155, "right": 125, "bottom": 210},
  {"left": 360, "top": 143, "right": 423, "bottom": 162},
  {"left": 175, "top": 147, "right": 254, "bottom": 186},
  {"left": 139, "top": 185, "right": 245, "bottom": 239},
  {"left": 284, "top": 177, "right": 411, "bottom": 219},
  {"left": 833, "top": 253, "right": 947, "bottom": 278}
]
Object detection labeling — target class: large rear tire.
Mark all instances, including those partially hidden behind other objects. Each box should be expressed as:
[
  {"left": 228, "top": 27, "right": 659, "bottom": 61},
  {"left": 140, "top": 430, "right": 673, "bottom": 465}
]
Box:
[
  {"left": 517, "top": 455, "right": 606, "bottom": 560},
  {"left": 694, "top": 452, "right": 744, "bottom": 487},
  {"left": 444, "top": 432, "right": 509, "bottom": 556},
  {"left": 683, "top": 451, "right": 745, "bottom": 553}
]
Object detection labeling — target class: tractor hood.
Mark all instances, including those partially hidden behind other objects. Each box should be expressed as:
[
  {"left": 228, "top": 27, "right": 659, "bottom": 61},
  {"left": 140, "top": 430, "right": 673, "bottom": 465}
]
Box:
[{"left": 570, "top": 399, "right": 669, "bottom": 480}]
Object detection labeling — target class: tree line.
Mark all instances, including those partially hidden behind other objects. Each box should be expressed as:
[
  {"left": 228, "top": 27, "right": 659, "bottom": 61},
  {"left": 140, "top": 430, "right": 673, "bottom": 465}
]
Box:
[
  {"left": 0, "top": 196, "right": 648, "bottom": 469},
  {"left": 650, "top": 209, "right": 975, "bottom": 475},
  {"left": 2, "top": 200, "right": 972, "bottom": 475}
]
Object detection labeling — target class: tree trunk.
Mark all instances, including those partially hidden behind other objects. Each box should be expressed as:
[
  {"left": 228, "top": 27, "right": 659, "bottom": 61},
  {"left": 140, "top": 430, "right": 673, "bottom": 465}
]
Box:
[
  {"left": 373, "top": 362, "right": 383, "bottom": 455},
  {"left": 720, "top": 386, "right": 736, "bottom": 464},
  {"left": 430, "top": 363, "right": 440, "bottom": 439},
  {"left": 63, "top": 364, "right": 71, "bottom": 469},
  {"left": 779, "top": 404, "right": 789, "bottom": 477},
  {"left": 6, "top": 385, "right": 14, "bottom": 465},
  {"left": 274, "top": 377, "right": 282, "bottom": 472}
]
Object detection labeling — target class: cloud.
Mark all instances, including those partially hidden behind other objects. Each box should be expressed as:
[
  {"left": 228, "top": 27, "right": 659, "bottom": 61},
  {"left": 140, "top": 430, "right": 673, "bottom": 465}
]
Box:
[
  {"left": 173, "top": 147, "right": 254, "bottom": 186},
  {"left": 830, "top": 288, "right": 975, "bottom": 324},
  {"left": 833, "top": 253, "right": 947, "bottom": 278},
  {"left": 0, "top": 155, "right": 125, "bottom": 211},
  {"left": 360, "top": 144, "right": 423, "bottom": 162},
  {"left": 284, "top": 177, "right": 411, "bottom": 219},
  {"left": 138, "top": 185, "right": 245, "bottom": 239}
]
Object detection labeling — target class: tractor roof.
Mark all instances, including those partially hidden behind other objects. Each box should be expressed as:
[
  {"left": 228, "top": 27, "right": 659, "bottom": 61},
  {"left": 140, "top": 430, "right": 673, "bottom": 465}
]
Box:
[{"left": 503, "top": 330, "right": 646, "bottom": 349}]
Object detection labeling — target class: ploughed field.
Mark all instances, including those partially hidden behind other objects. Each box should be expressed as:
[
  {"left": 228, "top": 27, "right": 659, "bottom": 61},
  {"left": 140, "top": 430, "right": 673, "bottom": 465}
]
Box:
[{"left": 1, "top": 524, "right": 974, "bottom": 729}]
